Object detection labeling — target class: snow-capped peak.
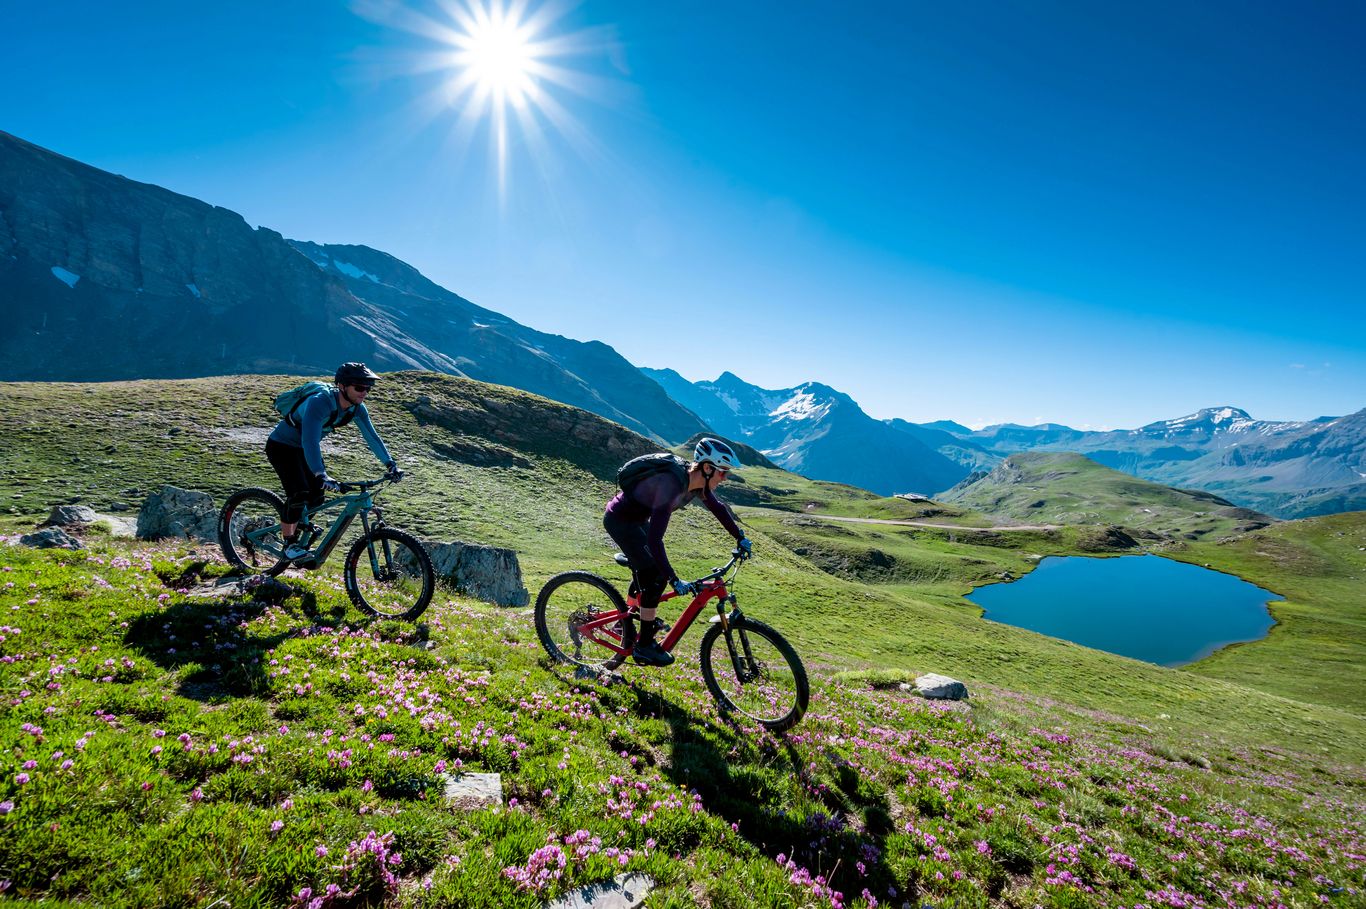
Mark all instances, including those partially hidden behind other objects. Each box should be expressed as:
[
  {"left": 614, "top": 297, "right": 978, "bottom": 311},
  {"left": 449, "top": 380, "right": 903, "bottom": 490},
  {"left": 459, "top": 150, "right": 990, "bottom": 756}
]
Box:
[{"left": 769, "top": 390, "right": 832, "bottom": 422}]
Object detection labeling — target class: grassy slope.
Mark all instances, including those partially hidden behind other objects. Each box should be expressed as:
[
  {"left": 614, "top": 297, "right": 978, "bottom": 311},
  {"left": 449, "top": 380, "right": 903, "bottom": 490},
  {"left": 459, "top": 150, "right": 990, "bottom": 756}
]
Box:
[
  {"left": 939, "top": 452, "right": 1270, "bottom": 540},
  {"left": 0, "top": 541, "right": 1361, "bottom": 908},
  {"left": 1, "top": 374, "right": 1361, "bottom": 765},
  {"left": 1171, "top": 513, "right": 1366, "bottom": 711},
  {"left": 0, "top": 374, "right": 1363, "bottom": 906}
]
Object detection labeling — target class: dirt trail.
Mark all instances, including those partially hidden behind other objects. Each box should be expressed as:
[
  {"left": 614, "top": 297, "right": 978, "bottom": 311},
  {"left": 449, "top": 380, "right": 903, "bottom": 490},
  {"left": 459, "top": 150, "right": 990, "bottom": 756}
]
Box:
[{"left": 803, "top": 513, "right": 1061, "bottom": 532}]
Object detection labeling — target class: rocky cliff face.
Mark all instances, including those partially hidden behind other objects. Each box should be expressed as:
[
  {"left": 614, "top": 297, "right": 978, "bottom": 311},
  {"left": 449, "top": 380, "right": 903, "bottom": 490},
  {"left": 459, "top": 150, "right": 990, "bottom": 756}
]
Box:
[
  {"left": 0, "top": 132, "right": 707, "bottom": 444},
  {"left": 0, "top": 131, "right": 375, "bottom": 379}
]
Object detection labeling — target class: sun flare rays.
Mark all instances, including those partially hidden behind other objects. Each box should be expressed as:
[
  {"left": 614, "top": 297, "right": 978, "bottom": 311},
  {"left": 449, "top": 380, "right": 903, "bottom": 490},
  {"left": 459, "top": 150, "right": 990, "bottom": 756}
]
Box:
[{"left": 356, "top": 0, "right": 614, "bottom": 203}]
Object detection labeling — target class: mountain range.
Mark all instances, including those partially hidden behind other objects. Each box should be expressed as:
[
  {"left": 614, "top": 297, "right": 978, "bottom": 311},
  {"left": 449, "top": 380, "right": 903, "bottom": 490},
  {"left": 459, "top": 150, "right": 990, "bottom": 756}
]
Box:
[
  {"left": 641, "top": 368, "right": 971, "bottom": 496},
  {"left": 2, "top": 130, "right": 1361, "bottom": 518},
  {"left": 942, "top": 406, "right": 1366, "bottom": 519}
]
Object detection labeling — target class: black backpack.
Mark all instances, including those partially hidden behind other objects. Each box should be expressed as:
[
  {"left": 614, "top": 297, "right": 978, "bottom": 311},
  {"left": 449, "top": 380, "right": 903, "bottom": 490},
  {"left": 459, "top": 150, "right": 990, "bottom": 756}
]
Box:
[{"left": 617, "top": 452, "right": 688, "bottom": 493}]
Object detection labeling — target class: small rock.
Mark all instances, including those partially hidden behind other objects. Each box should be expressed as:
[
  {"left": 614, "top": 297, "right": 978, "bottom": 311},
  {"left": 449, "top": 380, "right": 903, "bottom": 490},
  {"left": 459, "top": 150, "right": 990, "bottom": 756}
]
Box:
[
  {"left": 108, "top": 501, "right": 131, "bottom": 513},
  {"left": 441, "top": 772, "right": 503, "bottom": 809},
  {"left": 19, "top": 527, "right": 83, "bottom": 550},
  {"left": 546, "top": 873, "right": 656, "bottom": 909},
  {"left": 914, "top": 673, "right": 969, "bottom": 700},
  {"left": 44, "top": 504, "right": 99, "bottom": 526}
]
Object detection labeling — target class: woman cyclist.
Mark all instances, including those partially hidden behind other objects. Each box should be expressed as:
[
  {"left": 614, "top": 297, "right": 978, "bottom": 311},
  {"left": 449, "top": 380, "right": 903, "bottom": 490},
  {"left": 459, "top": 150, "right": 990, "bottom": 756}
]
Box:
[
  {"left": 266, "top": 362, "right": 401, "bottom": 562},
  {"left": 604, "top": 437, "right": 751, "bottom": 666}
]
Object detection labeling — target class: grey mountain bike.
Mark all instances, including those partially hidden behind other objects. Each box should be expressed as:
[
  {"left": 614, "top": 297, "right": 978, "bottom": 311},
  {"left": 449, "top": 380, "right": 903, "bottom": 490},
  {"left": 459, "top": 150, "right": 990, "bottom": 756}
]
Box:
[{"left": 217, "top": 476, "right": 435, "bottom": 620}]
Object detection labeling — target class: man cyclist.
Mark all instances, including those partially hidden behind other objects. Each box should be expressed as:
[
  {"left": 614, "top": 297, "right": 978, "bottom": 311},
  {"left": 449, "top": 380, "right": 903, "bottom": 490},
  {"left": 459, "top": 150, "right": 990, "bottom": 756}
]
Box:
[
  {"left": 604, "top": 437, "right": 752, "bottom": 666},
  {"left": 266, "top": 362, "right": 401, "bottom": 562}
]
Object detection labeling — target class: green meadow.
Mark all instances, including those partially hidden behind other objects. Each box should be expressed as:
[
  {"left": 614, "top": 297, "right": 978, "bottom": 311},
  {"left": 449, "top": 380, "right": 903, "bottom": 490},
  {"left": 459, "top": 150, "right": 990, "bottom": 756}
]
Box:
[{"left": 0, "top": 373, "right": 1361, "bottom": 907}]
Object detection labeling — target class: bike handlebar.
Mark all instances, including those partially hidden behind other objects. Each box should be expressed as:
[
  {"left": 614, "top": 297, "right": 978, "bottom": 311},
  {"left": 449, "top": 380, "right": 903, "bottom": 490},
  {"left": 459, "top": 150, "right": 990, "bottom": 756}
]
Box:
[
  {"left": 690, "top": 547, "right": 750, "bottom": 587},
  {"left": 337, "top": 475, "right": 399, "bottom": 493}
]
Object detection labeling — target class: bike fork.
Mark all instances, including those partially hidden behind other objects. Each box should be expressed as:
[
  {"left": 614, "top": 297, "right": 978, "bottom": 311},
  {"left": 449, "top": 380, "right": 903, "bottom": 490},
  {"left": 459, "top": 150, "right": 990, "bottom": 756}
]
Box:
[
  {"left": 717, "top": 601, "right": 756, "bottom": 682},
  {"left": 360, "top": 512, "right": 390, "bottom": 579}
]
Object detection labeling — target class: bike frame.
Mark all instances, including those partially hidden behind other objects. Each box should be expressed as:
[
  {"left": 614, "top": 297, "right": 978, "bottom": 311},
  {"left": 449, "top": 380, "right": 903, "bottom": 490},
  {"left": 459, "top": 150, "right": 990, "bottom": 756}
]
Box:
[
  {"left": 244, "top": 479, "right": 388, "bottom": 568},
  {"left": 575, "top": 556, "right": 745, "bottom": 658}
]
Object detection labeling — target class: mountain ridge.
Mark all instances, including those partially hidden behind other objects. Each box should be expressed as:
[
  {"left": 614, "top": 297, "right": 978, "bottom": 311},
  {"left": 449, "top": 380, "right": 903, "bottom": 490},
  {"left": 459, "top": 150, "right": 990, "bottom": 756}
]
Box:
[
  {"left": 0, "top": 130, "right": 704, "bottom": 444},
  {"left": 642, "top": 367, "right": 970, "bottom": 496}
]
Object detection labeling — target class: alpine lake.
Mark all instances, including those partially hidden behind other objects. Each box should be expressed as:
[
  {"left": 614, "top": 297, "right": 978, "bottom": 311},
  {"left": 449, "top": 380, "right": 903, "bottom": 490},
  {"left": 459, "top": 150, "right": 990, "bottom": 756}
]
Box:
[{"left": 965, "top": 554, "right": 1280, "bottom": 667}]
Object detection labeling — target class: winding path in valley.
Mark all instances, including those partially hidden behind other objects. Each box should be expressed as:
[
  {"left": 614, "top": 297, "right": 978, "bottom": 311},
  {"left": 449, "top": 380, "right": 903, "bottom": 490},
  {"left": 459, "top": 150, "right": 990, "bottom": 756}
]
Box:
[{"left": 802, "top": 513, "right": 1062, "bottom": 532}]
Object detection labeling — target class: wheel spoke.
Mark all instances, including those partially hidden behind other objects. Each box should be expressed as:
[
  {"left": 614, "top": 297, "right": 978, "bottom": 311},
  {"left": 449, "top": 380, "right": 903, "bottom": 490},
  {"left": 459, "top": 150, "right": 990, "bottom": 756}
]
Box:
[
  {"left": 535, "top": 574, "right": 631, "bottom": 671},
  {"left": 219, "top": 489, "right": 289, "bottom": 577},
  {"left": 346, "top": 530, "right": 434, "bottom": 621},
  {"left": 702, "top": 620, "right": 808, "bottom": 731}
]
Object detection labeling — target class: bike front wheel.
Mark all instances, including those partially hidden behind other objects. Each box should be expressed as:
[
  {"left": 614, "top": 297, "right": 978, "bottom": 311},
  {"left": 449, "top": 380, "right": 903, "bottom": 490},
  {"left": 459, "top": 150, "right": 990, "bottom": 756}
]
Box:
[
  {"left": 700, "top": 618, "right": 809, "bottom": 732},
  {"left": 218, "top": 488, "right": 290, "bottom": 577},
  {"left": 344, "top": 528, "right": 435, "bottom": 621},
  {"left": 534, "top": 572, "right": 633, "bottom": 671}
]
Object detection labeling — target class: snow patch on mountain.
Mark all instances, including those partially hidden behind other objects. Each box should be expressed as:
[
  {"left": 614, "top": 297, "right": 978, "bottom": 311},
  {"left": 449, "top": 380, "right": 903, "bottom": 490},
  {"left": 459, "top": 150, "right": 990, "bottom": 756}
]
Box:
[
  {"left": 770, "top": 391, "right": 831, "bottom": 422},
  {"left": 334, "top": 260, "right": 380, "bottom": 283}
]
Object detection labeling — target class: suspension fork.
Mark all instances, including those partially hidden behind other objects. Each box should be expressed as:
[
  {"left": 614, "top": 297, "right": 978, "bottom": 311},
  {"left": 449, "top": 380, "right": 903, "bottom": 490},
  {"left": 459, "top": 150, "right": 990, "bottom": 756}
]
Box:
[
  {"left": 359, "top": 510, "right": 393, "bottom": 578},
  {"left": 715, "top": 594, "right": 755, "bottom": 681}
]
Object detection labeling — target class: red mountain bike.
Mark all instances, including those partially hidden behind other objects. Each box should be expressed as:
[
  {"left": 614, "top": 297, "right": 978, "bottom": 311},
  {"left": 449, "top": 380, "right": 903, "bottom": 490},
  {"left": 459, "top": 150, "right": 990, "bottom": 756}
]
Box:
[{"left": 534, "top": 550, "right": 809, "bottom": 732}]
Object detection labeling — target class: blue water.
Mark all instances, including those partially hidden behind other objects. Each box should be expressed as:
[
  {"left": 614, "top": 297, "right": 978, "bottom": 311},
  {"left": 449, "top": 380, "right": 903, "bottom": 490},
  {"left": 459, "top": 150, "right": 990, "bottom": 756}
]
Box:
[{"left": 965, "top": 555, "right": 1280, "bottom": 667}]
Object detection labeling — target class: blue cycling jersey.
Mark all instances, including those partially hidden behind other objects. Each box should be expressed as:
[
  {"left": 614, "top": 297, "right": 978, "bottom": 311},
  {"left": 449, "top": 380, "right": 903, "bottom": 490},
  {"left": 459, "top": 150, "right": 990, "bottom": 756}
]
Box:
[{"left": 267, "top": 391, "right": 392, "bottom": 476}]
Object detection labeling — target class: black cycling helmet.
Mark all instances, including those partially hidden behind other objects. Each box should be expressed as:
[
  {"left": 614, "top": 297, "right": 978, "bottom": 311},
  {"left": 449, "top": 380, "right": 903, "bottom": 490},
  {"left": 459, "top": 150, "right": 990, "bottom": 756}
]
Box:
[{"left": 335, "top": 362, "right": 380, "bottom": 388}]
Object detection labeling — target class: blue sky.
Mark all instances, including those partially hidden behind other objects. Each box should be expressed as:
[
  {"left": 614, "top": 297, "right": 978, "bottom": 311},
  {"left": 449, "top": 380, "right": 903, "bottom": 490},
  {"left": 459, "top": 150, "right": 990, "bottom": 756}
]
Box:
[{"left": 3, "top": 1, "right": 1363, "bottom": 428}]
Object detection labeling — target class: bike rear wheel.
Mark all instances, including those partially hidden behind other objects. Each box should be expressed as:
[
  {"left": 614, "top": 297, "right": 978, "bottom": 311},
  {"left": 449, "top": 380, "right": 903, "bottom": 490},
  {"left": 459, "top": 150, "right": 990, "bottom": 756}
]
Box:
[
  {"left": 344, "top": 528, "right": 435, "bottom": 621},
  {"left": 534, "top": 572, "right": 634, "bottom": 671},
  {"left": 218, "top": 488, "right": 290, "bottom": 577},
  {"left": 700, "top": 618, "right": 809, "bottom": 732}
]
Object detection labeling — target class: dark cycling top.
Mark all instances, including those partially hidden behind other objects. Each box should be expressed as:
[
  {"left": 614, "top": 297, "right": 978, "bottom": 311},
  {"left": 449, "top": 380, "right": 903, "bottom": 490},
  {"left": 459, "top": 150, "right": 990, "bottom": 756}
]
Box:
[
  {"left": 267, "top": 392, "right": 392, "bottom": 476},
  {"left": 605, "top": 470, "right": 743, "bottom": 581}
]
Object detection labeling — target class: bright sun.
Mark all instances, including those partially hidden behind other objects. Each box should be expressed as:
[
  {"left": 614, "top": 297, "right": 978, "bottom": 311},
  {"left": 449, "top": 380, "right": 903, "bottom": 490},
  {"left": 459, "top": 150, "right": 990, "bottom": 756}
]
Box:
[
  {"left": 461, "top": 17, "right": 536, "bottom": 104},
  {"left": 360, "top": 0, "right": 606, "bottom": 201}
]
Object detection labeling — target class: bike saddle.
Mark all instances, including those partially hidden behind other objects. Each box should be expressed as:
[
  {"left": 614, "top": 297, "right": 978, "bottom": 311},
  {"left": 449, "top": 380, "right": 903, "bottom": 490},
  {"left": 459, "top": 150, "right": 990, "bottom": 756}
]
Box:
[{"left": 613, "top": 553, "right": 632, "bottom": 568}]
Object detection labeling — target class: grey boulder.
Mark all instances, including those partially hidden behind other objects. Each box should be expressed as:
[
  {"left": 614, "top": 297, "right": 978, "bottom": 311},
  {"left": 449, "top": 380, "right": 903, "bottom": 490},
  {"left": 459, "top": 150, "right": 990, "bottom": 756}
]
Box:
[
  {"left": 137, "top": 485, "right": 218, "bottom": 542},
  {"left": 422, "top": 540, "right": 529, "bottom": 607},
  {"left": 911, "top": 673, "right": 969, "bottom": 700},
  {"left": 19, "top": 527, "right": 83, "bottom": 550},
  {"left": 44, "top": 504, "right": 99, "bottom": 526}
]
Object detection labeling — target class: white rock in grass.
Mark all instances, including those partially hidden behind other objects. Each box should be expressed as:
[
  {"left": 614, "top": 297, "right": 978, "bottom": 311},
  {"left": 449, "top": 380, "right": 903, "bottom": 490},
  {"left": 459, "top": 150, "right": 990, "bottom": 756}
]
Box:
[
  {"left": 546, "top": 873, "right": 656, "bottom": 909},
  {"left": 914, "top": 673, "right": 969, "bottom": 700},
  {"left": 440, "top": 772, "right": 503, "bottom": 808}
]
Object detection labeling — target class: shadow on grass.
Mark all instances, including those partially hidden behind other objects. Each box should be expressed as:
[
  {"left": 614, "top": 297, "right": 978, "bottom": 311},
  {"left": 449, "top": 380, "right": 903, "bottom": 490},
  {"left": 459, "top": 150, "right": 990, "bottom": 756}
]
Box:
[
  {"left": 607, "top": 677, "right": 914, "bottom": 904},
  {"left": 123, "top": 571, "right": 348, "bottom": 702}
]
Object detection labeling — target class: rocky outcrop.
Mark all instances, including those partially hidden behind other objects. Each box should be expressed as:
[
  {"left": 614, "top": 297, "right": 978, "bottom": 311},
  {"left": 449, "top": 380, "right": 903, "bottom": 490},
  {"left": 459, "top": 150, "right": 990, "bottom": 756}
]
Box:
[
  {"left": 19, "top": 527, "right": 82, "bottom": 550},
  {"left": 407, "top": 387, "right": 657, "bottom": 482},
  {"left": 43, "top": 505, "right": 98, "bottom": 526},
  {"left": 422, "top": 539, "right": 529, "bottom": 607},
  {"left": 136, "top": 486, "right": 218, "bottom": 542}
]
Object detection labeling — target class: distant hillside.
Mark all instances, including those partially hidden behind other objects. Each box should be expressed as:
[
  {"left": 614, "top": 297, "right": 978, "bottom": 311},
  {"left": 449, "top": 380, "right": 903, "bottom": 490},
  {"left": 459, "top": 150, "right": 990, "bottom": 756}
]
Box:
[
  {"left": 0, "top": 131, "right": 705, "bottom": 444},
  {"left": 643, "top": 368, "right": 968, "bottom": 496},
  {"left": 931, "top": 406, "right": 1366, "bottom": 519},
  {"left": 939, "top": 451, "right": 1275, "bottom": 541}
]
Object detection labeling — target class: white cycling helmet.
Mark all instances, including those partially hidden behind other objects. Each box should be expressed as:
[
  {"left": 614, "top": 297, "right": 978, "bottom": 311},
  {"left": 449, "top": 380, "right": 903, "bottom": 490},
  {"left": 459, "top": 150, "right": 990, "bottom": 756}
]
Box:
[{"left": 693, "top": 437, "right": 741, "bottom": 471}]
